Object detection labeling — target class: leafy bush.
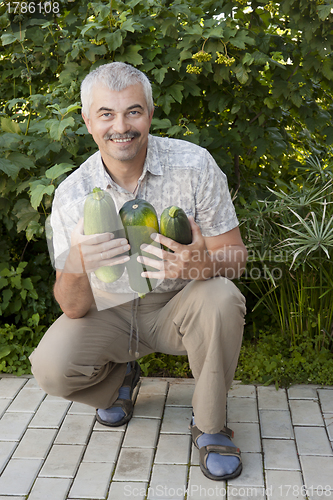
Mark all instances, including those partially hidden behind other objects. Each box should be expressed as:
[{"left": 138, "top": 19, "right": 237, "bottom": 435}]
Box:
[
  {"left": 0, "top": 317, "right": 45, "bottom": 375},
  {"left": 235, "top": 328, "right": 333, "bottom": 388}
]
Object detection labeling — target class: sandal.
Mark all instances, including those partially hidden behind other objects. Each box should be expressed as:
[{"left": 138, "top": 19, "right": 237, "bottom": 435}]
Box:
[
  {"left": 190, "top": 420, "right": 242, "bottom": 481},
  {"left": 96, "top": 361, "right": 141, "bottom": 427}
]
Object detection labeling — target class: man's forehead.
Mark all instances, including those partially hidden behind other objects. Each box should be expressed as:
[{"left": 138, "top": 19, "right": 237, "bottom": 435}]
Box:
[{"left": 90, "top": 83, "right": 147, "bottom": 111}]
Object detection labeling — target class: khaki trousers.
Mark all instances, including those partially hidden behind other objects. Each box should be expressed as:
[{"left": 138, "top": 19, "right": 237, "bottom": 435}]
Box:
[{"left": 29, "top": 277, "right": 246, "bottom": 434}]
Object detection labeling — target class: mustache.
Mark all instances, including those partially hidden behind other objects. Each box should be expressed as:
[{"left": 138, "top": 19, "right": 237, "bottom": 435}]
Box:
[{"left": 104, "top": 131, "right": 141, "bottom": 140}]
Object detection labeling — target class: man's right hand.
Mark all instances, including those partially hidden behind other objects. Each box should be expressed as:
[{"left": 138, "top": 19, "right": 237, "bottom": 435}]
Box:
[{"left": 65, "top": 218, "right": 130, "bottom": 275}]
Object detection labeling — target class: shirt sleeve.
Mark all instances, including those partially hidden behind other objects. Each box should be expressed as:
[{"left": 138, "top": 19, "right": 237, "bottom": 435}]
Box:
[{"left": 195, "top": 150, "right": 239, "bottom": 237}]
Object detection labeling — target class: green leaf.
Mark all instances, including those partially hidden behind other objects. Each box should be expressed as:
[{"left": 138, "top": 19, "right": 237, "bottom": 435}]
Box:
[
  {"left": 29, "top": 183, "right": 55, "bottom": 210},
  {"left": 2, "top": 289, "right": 13, "bottom": 310},
  {"left": 13, "top": 199, "right": 40, "bottom": 233},
  {"left": 116, "top": 45, "right": 143, "bottom": 66},
  {"left": 234, "top": 65, "right": 249, "bottom": 84},
  {"left": 167, "top": 84, "right": 184, "bottom": 103},
  {"left": 317, "top": 4, "right": 331, "bottom": 21},
  {"left": 0, "top": 277, "right": 8, "bottom": 289},
  {"left": 0, "top": 346, "right": 12, "bottom": 359},
  {"left": 104, "top": 30, "right": 123, "bottom": 51},
  {"left": 21, "top": 277, "right": 34, "bottom": 291},
  {"left": 26, "top": 220, "right": 44, "bottom": 241},
  {"left": 322, "top": 59, "right": 333, "bottom": 81},
  {"left": 0, "top": 158, "right": 21, "bottom": 180},
  {"left": 151, "top": 118, "right": 172, "bottom": 130},
  {"left": 1, "top": 117, "right": 21, "bottom": 134},
  {"left": 47, "top": 117, "right": 75, "bottom": 141},
  {"left": 1, "top": 33, "right": 18, "bottom": 46},
  {"left": 45, "top": 163, "right": 74, "bottom": 180},
  {"left": 152, "top": 67, "right": 168, "bottom": 84},
  {"left": 7, "top": 152, "right": 35, "bottom": 171}
]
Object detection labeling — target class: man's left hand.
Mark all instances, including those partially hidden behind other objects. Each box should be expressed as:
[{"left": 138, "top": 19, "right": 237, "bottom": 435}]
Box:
[{"left": 138, "top": 216, "right": 212, "bottom": 281}]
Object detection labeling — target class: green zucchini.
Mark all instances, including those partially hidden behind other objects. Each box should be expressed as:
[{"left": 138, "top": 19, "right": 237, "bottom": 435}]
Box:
[
  {"left": 84, "top": 187, "right": 125, "bottom": 283},
  {"left": 119, "top": 199, "right": 160, "bottom": 295},
  {"left": 160, "top": 205, "right": 192, "bottom": 250}
]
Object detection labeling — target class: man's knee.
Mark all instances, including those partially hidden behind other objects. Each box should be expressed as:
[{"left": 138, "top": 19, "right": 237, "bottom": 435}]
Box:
[{"left": 29, "top": 343, "right": 72, "bottom": 398}]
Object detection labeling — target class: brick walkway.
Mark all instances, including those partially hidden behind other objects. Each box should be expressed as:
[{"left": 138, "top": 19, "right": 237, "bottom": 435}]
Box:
[{"left": 0, "top": 375, "right": 332, "bottom": 499}]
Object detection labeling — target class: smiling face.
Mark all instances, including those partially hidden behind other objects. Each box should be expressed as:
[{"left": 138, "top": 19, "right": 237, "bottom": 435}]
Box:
[{"left": 82, "top": 83, "right": 154, "bottom": 168}]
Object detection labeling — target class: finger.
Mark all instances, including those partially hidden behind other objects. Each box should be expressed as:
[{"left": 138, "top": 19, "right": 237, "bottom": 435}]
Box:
[
  {"left": 150, "top": 233, "right": 181, "bottom": 253},
  {"left": 188, "top": 216, "right": 202, "bottom": 240},
  {"left": 140, "top": 243, "right": 171, "bottom": 260},
  {"left": 137, "top": 255, "right": 165, "bottom": 271},
  {"left": 141, "top": 269, "right": 166, "bottom": 280}
]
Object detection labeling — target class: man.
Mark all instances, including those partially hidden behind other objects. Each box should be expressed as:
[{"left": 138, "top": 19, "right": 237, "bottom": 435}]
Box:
[{"left": 29, "top": 62, "right": 247, "bottom": 482}]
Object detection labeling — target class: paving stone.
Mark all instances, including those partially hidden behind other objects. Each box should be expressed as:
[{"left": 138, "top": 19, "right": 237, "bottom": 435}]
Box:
[
  {"left": 190, "top": 443, "right": 200, "bottom": 466},
  {"left": 229, "top": 422, "right": 261, "bottom": 453},
  {"left": 0, "top": 458, "right": 42, "bottom": 495},
  {"left": 29, "top": 399, "right": 71, "bottom": 428},
  {"left": 54, "top": 414, "right": 95, "bottom": 445},
  {"left": 108, "top": 481, "right": 147, "bottom": 499},
  {"left": 0, "top": 497, "right": 24, "bottom": 500},
  {"left": 324, "top": 414, "right": 333, "bottom": 441},
  {"left": 113, "top": 447, "right": 154, "bottom": 481},
  {"left": 228, "top": 486, "right": 265, "bottom": 499},
  {"left": 160, "top": 406, "right": 192, "bottom": 434},
  {"left": 307, "top": 489, "right": 333, "bottom": 500},
  {"left": 288, "top": 385, "right": 318, "bottom": 400},
  {"left": 227, "top": 397, "right": 258, "bottom": 423},
  {"left": 265, "top": 470, "right": 305, "bottom": 499},
  {"left": 24, "top": 377, "right": 44, "bottom": 390},
  {"left": 228, "top": 383, "right": 256, "bottom": 398},
  {"left": 0, "top": 412, "right": 34, "bottom": 441},
  {"left": 188, "top": 466, "right": 226, "bottom": 499},
  {"left": 166, "top": 382, "right": 194, "bottom": 406},
  {"left": 228, "top": 452, "right": 264, "bottom": 487},
  {"left": 82, "top": 431, "right": 123, "bottom": 463},
  {"left": 0, "top": 377, "right": 27, "bottom": 399},
  {"left": 0, "top": 441, "right": 17, "bottom": 473},
  {"left": 257, "top": 386, "right": 288, "bottom": 410},
  {"left": 28, "top": 477, "right": 71, "bottom": 500},
  {"left": 148, "top": 464, "right": 188, "bottom": 500},
  {"left": 7, "top": 387, "right": 45, "bottom": 413},
  {"left": 68, "top": 402, "right": 95, "bottom": 415},
  {"left": 294, "top": 426, "right": 333, "bottom": 456},
  {"left": 0, "top": 399, "right": 10, "bottom": 417},
  {"left": 289, "top": 400, "right": 323, "bottom": 426},
  {"left": 39, "top": 444, "right": 84, "bottom": 478},
  {"left": 154, "top": 433, "right": 191, "bottom": 464},
  {"left": 300, "top": 455, "right": 333, "bottom": 490},
  {"left": 262, "top": 439, "right": 300, "bottom": 470},
  {"left": 132, "top": 392, "right": 165, "bottom": 419},
  {"left": 68, "top": 461, "right": 113, "bottom": 499},
  {"left": 259, "top": 410, "right": 294, "bottom": 439},
  {"left": 138, "top": 378, "right": 168, "bottom": 395},
  {"left": 122, "top": 417, "right": 160, "bottom": 448},
  {"left": 318, "top": 389, "right": 333, "bottom": 413},
  {"left": 12, "top": 428, "right": 57, "bottom": 459}
]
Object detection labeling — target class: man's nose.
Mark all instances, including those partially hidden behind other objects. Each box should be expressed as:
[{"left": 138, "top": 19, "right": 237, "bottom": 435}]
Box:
[{"left": 112, "top": 114, "right": 130, "bottom": 134}]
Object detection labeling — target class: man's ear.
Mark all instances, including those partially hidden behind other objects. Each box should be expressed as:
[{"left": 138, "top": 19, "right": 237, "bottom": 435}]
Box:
[
  {"left": 148, "top": 106, "right": 154, "bottom": 126},
  {"left": 82, "top": 112, "right": 92, "bottom": 134}
]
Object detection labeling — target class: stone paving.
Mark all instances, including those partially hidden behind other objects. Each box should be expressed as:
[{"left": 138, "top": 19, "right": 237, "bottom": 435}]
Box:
[{"left": 0, "top": 375, "right": 332, "bottom": 500}]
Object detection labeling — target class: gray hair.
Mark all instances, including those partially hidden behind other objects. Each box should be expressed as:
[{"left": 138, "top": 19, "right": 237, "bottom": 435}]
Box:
[{"left": 80, "top": 62, "right": 154, "bottom": 117}]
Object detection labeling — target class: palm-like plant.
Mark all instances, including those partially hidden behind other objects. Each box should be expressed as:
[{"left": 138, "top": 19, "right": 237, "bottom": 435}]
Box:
[{"left": 239, "top": 155, "right": 333, "bottom": 352}]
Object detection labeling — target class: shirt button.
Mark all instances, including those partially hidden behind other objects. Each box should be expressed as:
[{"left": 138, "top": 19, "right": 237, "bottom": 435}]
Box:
[{"left": 106, "top": 184, "right": 111, "bottom": 189}]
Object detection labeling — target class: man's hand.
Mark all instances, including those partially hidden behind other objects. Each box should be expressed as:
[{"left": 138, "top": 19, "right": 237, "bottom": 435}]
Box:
[
  {"left": 66, "top": 218, "right": 130, "bottom": 275},
  {"left": 138, "top": 217, "right": 212, "bottom": 281}
]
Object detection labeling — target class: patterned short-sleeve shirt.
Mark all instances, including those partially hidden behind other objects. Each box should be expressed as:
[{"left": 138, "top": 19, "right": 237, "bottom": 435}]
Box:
[{"left": 49, "top": 134, "right": 239, "bottom": 297}]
